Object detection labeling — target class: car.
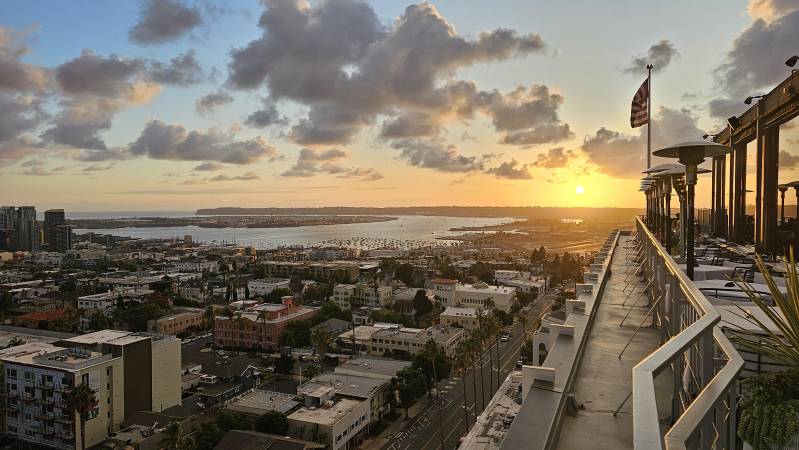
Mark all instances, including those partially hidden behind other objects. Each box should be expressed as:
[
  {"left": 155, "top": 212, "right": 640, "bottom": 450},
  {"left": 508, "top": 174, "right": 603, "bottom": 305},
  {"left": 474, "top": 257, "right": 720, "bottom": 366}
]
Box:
[
  {"left": 516, "top": 360, "right": 524, "bottom": 369},
  {"left": 500, "top": 335, "right": 510, "bottom": 343}
]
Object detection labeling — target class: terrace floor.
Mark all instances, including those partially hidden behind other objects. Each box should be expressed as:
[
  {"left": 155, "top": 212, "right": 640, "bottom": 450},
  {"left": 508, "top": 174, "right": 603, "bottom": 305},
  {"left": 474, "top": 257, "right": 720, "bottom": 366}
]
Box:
[{"left": 555, "top": 234, "right": 671, "bottom": 449}]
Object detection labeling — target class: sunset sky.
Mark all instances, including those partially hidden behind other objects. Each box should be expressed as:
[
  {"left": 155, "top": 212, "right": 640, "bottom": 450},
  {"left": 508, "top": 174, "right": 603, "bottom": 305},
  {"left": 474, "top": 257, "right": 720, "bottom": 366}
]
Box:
[{"left": 1, "top": 0, "right": 798, "bottom": 211}]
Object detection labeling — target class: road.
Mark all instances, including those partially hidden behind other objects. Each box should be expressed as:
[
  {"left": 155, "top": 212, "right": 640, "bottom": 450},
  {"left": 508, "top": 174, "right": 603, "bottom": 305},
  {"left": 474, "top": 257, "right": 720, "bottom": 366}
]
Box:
[{"left": 382, "top": 295, "right": 554, "bottom": 450}]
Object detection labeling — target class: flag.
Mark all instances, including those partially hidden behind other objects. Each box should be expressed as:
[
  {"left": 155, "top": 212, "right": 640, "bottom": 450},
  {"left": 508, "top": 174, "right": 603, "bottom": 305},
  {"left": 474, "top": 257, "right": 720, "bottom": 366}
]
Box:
[{"left": 630, "top": 78, "right": 649, "bottom": 128}]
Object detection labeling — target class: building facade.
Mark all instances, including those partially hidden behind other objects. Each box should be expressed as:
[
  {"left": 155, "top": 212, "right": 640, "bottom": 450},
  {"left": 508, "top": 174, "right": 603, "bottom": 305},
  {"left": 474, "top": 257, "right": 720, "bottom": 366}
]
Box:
[{"left": 213, "top": 297, "right": 320, "bottom": 351}]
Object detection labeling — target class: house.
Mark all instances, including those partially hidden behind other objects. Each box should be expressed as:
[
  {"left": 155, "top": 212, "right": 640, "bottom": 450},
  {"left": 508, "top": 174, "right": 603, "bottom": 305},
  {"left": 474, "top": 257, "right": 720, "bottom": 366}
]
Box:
[
  {"left": 13, "top": 308, "right": 68, "bottom": 330},
  {"left": 214, "top": 430, "right": 325, "bottom": 450}
]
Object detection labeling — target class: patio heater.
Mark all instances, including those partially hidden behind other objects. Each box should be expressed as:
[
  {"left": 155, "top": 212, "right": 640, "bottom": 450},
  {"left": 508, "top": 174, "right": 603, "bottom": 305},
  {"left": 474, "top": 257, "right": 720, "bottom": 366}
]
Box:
[
  {"left": 641, "top": 180, "right": 654, "bottom": 229},
  {"left": 779, "top": 184, "right": 788, "bottom": 225},
  {"left": 644, "top": 164, "right": 683, "bottom": 252},
  {"left": 642, "top": 176, "right": 658, "bottom": 234},
  {"left": 655, "top": 166, "right": 712, "bottom": 256},
  {"left": 654, "top": 141, "right": 730, "bottom": 280}
]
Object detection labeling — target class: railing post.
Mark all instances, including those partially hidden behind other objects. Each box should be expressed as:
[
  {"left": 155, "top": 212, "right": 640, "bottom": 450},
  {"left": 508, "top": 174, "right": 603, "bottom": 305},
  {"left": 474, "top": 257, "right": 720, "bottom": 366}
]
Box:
[
  {"left": 728, "top": 383, "right": 738, "bottom": 450},
  {"left": 699, "top": 330, "right": 715, "bottom": 448}
]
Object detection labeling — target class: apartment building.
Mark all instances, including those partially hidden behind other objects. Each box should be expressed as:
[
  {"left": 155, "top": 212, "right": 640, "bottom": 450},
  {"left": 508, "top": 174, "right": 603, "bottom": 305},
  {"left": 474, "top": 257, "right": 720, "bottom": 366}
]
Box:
[
  {"left": 146, "top": 309, "right": 204, "bottom": 335},
  {"left": 367, "top": 324, "right": 465, "bottom": 358},
  {"left": 454, "top": 282, "right": 516, "bottom": 312},
  {"left": 0, "top": 342, "right": 124, "bottom": 450},
  {"left": 76, "top": 290, "right": 154, "bottom": 330},
  {"left": 429, "top": 278, "right": 457, "bottom": 304},
  {"left": 246, "top": 278, "right": 290, "bottom": 297},
  {"left": 298, "top": 371, "right": 395, "bottom": 428},
  {"left": 172, "top": 261, "right": 218, "bottom": 273},
  {"left": 213, "top": 297, "right": 320, "bottom": 351},
  {"left": 333, "top": 283, "right": 392, "bottom": 309},
  {"left": 264, "top": 261, "right": 359, "bottom": 281},
  {"left": 439, "top": 306, "right": 487, "bottom": 331},
  {"left": 288, "top": 386, "right": 370, "bottom": 450},
  {"left": 59, "top": 330, "right": 181, "bottom": 417}
]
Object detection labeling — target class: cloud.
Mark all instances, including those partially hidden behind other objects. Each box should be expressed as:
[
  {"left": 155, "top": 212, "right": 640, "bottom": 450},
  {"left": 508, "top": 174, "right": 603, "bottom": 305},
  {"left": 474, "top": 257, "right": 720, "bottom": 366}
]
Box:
[
  {"left": 622, "top": 39, "right": 679, "bottom": 74},
  {"left": 128, "top": 120, "right": 277, "bottom": 164},
  {"left": 228, "top": 1, "right": 549, "bottom": 146},
  {"left": 195, "top": 90, "right": 233, "bottom": 115},
  {"left": 709, "top": 7, "right": 799, "bottom": 117},
  {"left": 391, "top": 139, "right": 484, "bottom": 173},
  {"left": 748, "top": 0, "right": 799, "bottom": 21},
  {"left": 0, "top": 27, "right": 51, "bottom": 93},
  {"left": 281, "top": 147, "right": 382, "bottom": 180},
  {"left": 244, "top": 99, "right": 286, "bottom": 128},
  {"left": 148, "top": 50, "right": 203, "bottom": 86},
  {"left": 0, "top": 94, "right": 47, "bottom": 143},
  {"left": 209, "top": 171, "right": 260, "bottom": 181},
  {"left": 580, "top": 107, "right": 704, "bottom": 178},
  {"left": 486, "top": 159, "right": 532, "bottom": 179},
  {"left": 780, "top": 150, "right": 799, "bottom": 169},
  {"left": 41, "top": 49, "right": 206, "bottom": 155},
  {"left": 533, "top": 147, "right": 575, "bottom": 168},
  {"left": 129, "top": 0, "right": 203, "bottom": 45},
  {"left": 193, "top": 161, "right": 224, "bottom": 171},
  {"left": 82, "top": 164, "right": 114, "bottom": 172}
]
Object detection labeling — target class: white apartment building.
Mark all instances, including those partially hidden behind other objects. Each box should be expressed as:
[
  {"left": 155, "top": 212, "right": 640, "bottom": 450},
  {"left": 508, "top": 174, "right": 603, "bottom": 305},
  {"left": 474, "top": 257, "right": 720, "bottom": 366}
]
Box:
[
  {"left": 288, "top": 386, "right": 370, "bottom": 450},
  {"left": 503, "top": 278, "right": 545, "bottom": 295},
  {"left": 172, "top": 261, "right": 218, "bottom": 273},
  {"left": 454, "top": 282, "right": 516, "bottom": 312},
  {"left": 333, "top": 283, "right": 392, "bottom": 309},
  {"left": 439, "top": 306, "right": 487, "bottom": 331},
  {"left": 247, "top": 278, "right": 290, "bottom": 297},
  {"left": 77, "top": 290, "right": 153, "bottom": 330},
  {"left": 494, "top": 270, "right": 530, "bottom": 284},
  {"left": 429, "top": 278, "right": 457, "bottom": 305},
  {"left": 368, "top": 325, "right": 465, "bottom": 358},
  {"left": 0, "top": 342, "right": 124, "bottom": 450}
]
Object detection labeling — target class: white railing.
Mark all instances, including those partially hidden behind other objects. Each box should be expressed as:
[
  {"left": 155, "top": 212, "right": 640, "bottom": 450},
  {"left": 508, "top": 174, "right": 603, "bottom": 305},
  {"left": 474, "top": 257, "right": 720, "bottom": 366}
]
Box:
[{"left": 633, "top": 217, "right": 744, "bottom": 449}]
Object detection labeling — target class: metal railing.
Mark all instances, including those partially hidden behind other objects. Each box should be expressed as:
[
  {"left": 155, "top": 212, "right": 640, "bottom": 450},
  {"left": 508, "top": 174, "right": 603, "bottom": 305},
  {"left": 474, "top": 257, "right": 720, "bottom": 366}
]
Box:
[{"left": 633, "top": 217, "right": 744, "bottom": 449}]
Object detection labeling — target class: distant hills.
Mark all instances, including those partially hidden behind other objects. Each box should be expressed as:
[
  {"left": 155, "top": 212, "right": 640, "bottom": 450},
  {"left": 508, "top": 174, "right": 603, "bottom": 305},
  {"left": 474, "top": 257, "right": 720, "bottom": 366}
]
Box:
[{"left": 196, "top": 206, "right": 642, "bottom": 221}]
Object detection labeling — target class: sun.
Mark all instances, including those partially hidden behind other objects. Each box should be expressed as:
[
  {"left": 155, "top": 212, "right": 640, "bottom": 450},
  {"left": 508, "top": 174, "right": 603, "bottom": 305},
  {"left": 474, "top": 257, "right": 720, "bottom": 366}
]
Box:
[{"left": 575, "top": 185, "right": 585, "bottom": 195}]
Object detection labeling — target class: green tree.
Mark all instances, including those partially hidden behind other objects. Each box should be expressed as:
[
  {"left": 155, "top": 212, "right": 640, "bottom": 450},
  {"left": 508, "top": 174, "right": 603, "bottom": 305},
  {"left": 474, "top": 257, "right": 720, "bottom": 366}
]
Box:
[
  {"left": 120, "top": 304, "right": 163, "bottom": 331},
  {"left": 275, "top": 355, "right": 294, "bottom": 374},
  {"left": 64, "top": 382, "right": 98, "bottom": 450},
  {"left": 216, "top": 411, "right": 250, "bottom": 432},
  {"left": 303, "top": 364, "right": 319, "bottom": 379},
  {"left": 392, "top": 367, "right": 427, "bottom": 418},
  {"left": 279, "top": 320, "right": 311, "bottom": 347},
  {"left": 59, "top": 281, "right": 76, "bottom": 294},
  {"left": 254, "top": 411, "right": 289, "bottom": 435},
  {"left": 266, "top": 288, "right": 292, "bottom": 304},
  {"left": 88, "top": 311, "right": 110, "bottom": 330},
  {"left": 412, "top": 290, "right": 432, "bottom": 317},
  {"left": 310, "top": 326, "right": 332, "bottom": 372},
  {"left": 412, "top": 340, "right": 451, "bottom": 396},
  {"left": 190, "top": 423, "right": 225, "bottom": 450}
]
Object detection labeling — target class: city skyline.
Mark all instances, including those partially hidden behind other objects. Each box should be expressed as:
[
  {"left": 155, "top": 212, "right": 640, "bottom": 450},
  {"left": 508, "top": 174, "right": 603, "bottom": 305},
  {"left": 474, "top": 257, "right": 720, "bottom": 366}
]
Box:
[{"left": 1, "top": 0, "right": 798, "bottom": 211}]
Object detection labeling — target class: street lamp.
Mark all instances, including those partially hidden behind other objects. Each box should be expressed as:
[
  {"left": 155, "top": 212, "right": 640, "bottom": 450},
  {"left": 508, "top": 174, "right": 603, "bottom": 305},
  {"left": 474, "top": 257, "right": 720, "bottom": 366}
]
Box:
[
  {"left": 654, "top": 141, "right": 730, "bottom": 280},
  {"left": 787, "top": 55, "right": 799, "bottom": 67},
  {"left": 702, "top": 133, "right": 719, "bottom": 140},
  {"left": 744, "top": 94, "right": 765, "bottom": 105}
]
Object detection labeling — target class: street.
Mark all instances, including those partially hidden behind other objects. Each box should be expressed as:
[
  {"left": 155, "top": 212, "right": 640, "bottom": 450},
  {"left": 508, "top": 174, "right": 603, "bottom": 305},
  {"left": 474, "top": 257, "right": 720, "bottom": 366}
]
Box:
[{"left": 381, "top": 295, "right": 553, "bottom": 450}]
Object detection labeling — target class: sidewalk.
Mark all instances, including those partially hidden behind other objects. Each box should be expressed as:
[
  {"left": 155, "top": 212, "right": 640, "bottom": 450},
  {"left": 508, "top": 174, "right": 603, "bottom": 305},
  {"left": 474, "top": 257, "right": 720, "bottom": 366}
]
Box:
[{"left": 360, "top": 397, "right": 433, "bottom": 450}]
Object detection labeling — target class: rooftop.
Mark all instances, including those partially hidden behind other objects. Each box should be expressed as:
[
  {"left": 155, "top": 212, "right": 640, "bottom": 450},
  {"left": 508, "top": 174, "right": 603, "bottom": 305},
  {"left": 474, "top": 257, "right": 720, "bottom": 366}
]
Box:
[
  {"left": 288, "top": 398, "right": 364, "bottom": 426},
  {"left": 334, "top": 356, "right": 411, "bottom": 380},
  {"left": 225, "top": 390, "right": 298, "bottom": 416},
  {"left": 299, "top": 373, "right": 385, "bottom": 399}
]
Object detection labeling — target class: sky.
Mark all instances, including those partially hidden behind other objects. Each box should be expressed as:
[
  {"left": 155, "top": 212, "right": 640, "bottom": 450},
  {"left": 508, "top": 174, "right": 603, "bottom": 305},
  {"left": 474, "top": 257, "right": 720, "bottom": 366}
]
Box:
[{"left": 1, "top": 0, "right": 798, "bottom": 212}]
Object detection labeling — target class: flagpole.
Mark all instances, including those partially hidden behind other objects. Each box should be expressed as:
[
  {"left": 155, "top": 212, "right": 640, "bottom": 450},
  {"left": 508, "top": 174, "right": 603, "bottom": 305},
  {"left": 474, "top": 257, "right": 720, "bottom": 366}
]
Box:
[{"left": 646, "top": 64, "right": 653, "bottom": 169}]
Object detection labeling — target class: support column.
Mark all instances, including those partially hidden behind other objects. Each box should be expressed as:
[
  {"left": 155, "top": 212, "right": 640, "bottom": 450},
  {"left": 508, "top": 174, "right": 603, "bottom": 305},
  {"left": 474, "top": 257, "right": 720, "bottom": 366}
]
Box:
[
  {"left": 754, "top": 99, "right": 766, "bottom": 252},
  {"left": 733, "top": 143, "right": 747, "bottom": 243},
  {"left": 711, "top": 158, "right": 717, "bottom": 236},
  {"left": 762, "top": 127, "right": 780, "bottom": 255},
  {"left": 728, "top": 149, "right": 736, "bottom": 239}
]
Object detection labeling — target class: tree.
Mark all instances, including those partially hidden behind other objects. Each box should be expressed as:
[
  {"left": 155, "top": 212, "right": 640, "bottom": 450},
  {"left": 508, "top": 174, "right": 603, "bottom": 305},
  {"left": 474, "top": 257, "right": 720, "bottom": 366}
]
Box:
[
  {"left": 88, "top": 311, "right": 110, "bottom": 330},
  {"left": 257, "top": 309, "right": 270, "bottom": 351},
  {"left": 275, "top": 355, "right": 294, "bottom": 374},
  {"left": 392, "top": 367, "right": 427, "bottom": 418},
  {"left": 216, "top": 411, "right": 250, "bottom": 432},
  {"left": 255, "top": 411, "right": 289, "bottom": 435},
  {"left": 59, "top": 281, "right": 76, "bottom": 294},
  {"left": 203, "top": 305, "right": 216, "bottom": 330},
  {"left": 279, "top": 320, "right": 311, "bottom": 347},
  {"left": 266, "top": 288, "right": 292, "bottom": 304},
  {"left": 453, "top": 341, "right": 473, "bottom": 431},
  {"left": 303, "top": 364, "right": 319, "bottom": 379},
  {"left": 120, "top": 304, "right": 162, "bottom": 331},
  {"left": 163, "top": 420, "right": 191, "bottom": 450},
  {"left": 190, "top": 422, "right": 225, "bottom": 450},
  {"left": 493, "top": 309, "right": 513, "bottom": 327},
  {"left": 310, "top": 326, "right": 332, "bottom": 372},
  {"left": 412, "top": 290, "right": 432, "bottom": 317},
  {"left": 64, "top": 383, "right": 98, "bottom": 450},
  {"left": 412, "top": 340, "right": 451, "bottom": 396}
]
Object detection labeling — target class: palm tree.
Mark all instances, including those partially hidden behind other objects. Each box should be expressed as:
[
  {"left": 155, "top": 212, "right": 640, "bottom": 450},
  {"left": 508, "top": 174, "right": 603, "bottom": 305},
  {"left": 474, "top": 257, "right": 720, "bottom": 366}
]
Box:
[
  {"left": 203, "top": 305, "right": 216, "bottom": 331},
  {"left": 518, "top": 308, "right": 529, "bottom": 339},
  {"left": 257, "top": 309, "right": 270, "bottom": 352},
  {"left": 310, "top": 326, "right": 332, "bottom": 373},
  {"left": 486, "top": 315, "right": 503, "bottom": 391},
  {"left": 468, "top": 329, "right": 486, "bottom": 412},
  {"left": 232, "top": 312, "right": 245, "bottom": 350},
  {"left": 64, "top": 382, "right": 97, "bottom": 450},
  {"left": 454, "top": 341, "right": 472, "bottom": 434}
]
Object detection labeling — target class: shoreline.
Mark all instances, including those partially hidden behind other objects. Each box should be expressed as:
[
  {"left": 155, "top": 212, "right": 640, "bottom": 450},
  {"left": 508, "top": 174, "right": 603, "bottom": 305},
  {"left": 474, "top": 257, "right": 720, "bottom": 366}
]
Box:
[{"left": 69, "top": 215, "right": 398, "bottom": 230}]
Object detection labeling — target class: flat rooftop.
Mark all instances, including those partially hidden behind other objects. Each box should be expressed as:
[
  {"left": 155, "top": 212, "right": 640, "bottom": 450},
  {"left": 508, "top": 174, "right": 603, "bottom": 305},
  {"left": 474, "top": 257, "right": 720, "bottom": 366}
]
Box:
[
  {"left": 334, "top": 356, "right": 411, "bottom": 379},
  {"left": 288, "top": 398, "right": 364, "bottom": 426},
  {"left": 299, "top": 373, "right": 384, "bottom": 399},
  {"left": 225, "top": 390, "right": 297, "bottom": 416}
]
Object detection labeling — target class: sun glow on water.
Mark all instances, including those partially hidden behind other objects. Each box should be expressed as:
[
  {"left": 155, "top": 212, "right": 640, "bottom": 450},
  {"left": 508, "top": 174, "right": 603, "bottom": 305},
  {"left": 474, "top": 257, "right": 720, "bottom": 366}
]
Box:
[{"left": 575, "top": 185, "right": 585, "bottom": 194}]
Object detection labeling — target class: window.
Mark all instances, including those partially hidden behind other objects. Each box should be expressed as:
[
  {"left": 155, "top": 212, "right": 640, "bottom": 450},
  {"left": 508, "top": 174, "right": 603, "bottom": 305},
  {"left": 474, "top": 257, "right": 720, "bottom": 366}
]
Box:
[{"left": 6, "top": 369, "right": 16, "bottom": 379}]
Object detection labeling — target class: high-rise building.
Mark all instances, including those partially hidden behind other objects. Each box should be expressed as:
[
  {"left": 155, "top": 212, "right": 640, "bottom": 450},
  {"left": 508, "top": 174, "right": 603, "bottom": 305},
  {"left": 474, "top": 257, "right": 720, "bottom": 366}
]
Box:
[
  {"left": 52, "top": 225, "right": 73, "bottom": 253},
  {"left": 44, "top": 209, "right": 66, "bottom": 246},
  {"left": 0, "top": 342, "right": 124, "bottom": 450}
]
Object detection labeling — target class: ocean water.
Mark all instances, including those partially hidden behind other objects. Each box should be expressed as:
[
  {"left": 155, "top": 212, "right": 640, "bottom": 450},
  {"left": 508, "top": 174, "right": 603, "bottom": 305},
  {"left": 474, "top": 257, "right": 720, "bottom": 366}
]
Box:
[{"left": 74, "top": 215, "right": 514, "bottom": 249}]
